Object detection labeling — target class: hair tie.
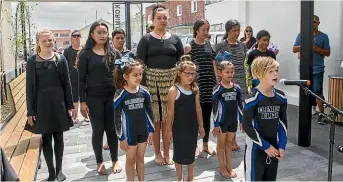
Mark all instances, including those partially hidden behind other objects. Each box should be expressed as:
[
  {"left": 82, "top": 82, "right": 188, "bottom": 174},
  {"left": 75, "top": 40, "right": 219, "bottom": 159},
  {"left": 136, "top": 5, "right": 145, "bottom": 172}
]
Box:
[
  {"left": 114, "top": 54, "right": 134, "bottom": 70},
  {"left": 215, "top": 51, "right": 232, "bottom": 63}
]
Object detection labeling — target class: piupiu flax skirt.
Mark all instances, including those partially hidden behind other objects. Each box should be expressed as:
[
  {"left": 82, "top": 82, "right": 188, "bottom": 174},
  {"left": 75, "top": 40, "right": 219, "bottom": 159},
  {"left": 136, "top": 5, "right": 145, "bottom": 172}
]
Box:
[{"left": 145, "top": 67, "right": 177, "bottom": 122}]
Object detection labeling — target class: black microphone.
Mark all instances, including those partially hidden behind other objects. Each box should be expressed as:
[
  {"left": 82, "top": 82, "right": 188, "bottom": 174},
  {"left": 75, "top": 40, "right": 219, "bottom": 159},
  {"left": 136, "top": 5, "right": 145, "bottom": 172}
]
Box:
[{"left": 279, "top": 78, "right": 311, "bottom": 86}]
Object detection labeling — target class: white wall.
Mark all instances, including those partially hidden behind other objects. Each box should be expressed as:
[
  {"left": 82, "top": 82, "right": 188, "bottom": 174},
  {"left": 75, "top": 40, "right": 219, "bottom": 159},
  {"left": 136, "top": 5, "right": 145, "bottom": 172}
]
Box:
[{"left": 205, "top": 0, "right": 343, "bottom": 106}]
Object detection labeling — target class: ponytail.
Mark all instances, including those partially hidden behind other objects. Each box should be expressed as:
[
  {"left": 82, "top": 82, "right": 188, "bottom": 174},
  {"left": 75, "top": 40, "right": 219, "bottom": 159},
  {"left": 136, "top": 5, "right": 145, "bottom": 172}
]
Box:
[{"left": 113, "top": 66, "right": 125, "bottom": 89}]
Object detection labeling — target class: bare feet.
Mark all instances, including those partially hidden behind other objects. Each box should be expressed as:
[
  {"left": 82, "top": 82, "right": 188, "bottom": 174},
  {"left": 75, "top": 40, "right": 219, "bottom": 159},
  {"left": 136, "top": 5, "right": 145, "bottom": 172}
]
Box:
[
  {"left": 155, "top": 153, "right": 165, "bottom": 165},
  {"left": 219, "top": 167, "right": 230, "bottom": 178},
  {"left": 227, "top": 169, "right": 237, "bottom": 178},
  {"left": 195, "top": 146, "right": 203, "bottom": 158},
  {"left": 202, "top": 148, "right": 216, "bottom": 156},
  {"left": 97, "top": 163, "right": 107, "bottom": 175},
  {"left": 164, "top": 156, "right": 174, "bottom": 165},
  {"left": 112, "top": 161, "right": 122, "bottom": 174},
  {"left": 103, "top": 143, "right": 109, "bottom": 150},
  {"left": 232, "top": 143, "right": 240, "bottom": 151}
]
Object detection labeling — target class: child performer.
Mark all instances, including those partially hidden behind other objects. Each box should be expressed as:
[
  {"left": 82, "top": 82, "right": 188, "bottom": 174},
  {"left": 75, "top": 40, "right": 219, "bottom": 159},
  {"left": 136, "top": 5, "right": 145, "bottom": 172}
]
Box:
[
  {"left": 113, "top": 55, "right": 155, "bottom": 181},
  {"left": 212, "top": 51, "right": 243, "bottom": 178},
  {"left": 243, "top": 57, "right": 287, "bottom": 181},
  {"left": 166, "top": 55, "right": 205, "bottom": 181},
  {"left": 247, "top": 30, "right": 276, "bottom": 89}
]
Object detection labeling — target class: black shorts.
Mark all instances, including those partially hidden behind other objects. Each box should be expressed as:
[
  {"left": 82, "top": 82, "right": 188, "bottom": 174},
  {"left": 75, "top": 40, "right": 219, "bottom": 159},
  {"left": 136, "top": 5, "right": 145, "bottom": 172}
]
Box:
[
  {"left": 220, "top": 122, "right": 238, "bottom": 133},
  {"left": 128, "top": 131, "right": 148, "bottom": 146}
]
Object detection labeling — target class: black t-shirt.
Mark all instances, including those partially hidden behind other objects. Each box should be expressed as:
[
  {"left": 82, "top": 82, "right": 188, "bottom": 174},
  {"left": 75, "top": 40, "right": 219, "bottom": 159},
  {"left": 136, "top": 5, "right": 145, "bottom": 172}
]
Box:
[
  {"left": 63, "top": 46, "right": 79, "bottom": 82},
  {"left": 78, "top": 49, "right": 121, "bottom": 101},
  {"left": 136, "top": 33, "right": 184, "bottom": 69},
  {"left": 247, "top": 49, "right": 276, "bottom": 66}
]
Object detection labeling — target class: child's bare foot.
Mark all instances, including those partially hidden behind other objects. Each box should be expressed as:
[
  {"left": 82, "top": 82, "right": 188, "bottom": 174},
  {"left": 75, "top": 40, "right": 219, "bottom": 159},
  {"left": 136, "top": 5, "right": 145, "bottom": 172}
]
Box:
[
  {"left": 103, "top": 143, "right": 109, "bottom": 150},
  {"left": 97, "top": 163, "right": 107, "bottom": 175},
  {"left": 227, "top": 169, "right": 237, "bottom": 178},
  {"left": 187, "top": 177, "right": 194, "bottom": 181},
  {"left": 112, "top": 161, "right": 122, "bottom": 174},
  {"left": 155, "top": 154, "right": 165, "bottom": 165},
  {"left": 232, "top": 143, "right": 240, "bottom": 151},
  {"left": 202, "top": 148, "right": 216, "bottom": 156},
  {"left": 164, "top": 156, "right": 174, "bottom": 165},
  {"left": 219, "top": 167, "right": 230, "bottom": 178}
]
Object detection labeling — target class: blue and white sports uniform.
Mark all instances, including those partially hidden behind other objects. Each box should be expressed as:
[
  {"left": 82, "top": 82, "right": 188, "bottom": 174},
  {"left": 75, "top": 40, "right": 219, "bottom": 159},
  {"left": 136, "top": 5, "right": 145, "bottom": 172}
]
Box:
[
  {"left": 243, "top": 88, "right": 287, "bottom": 181},
  {"left": 113, "top": 87, "right": 155, "bottom": 146},
  {"left": 212, "top": 83, "right": 243, "bottom": 133}
]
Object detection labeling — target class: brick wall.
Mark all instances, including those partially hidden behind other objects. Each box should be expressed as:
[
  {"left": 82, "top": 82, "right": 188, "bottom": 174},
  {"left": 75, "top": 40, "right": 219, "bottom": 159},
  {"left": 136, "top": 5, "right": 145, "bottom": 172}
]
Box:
[{"left": 145, "top": 0, "right": 205, "bottom": 28}]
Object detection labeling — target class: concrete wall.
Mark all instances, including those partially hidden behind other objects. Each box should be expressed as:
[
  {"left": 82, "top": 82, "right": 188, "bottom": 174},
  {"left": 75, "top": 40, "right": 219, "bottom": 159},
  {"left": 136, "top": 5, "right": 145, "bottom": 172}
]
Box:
[{"left": 205, "top": 0, "right": 343, "bottom": 105}]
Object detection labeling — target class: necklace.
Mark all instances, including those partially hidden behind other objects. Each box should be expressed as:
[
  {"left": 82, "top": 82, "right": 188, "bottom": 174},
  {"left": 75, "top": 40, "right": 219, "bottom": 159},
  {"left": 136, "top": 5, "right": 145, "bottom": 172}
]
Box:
[{"left": 154, "top": 31, "right": 167, "bottom": 43}]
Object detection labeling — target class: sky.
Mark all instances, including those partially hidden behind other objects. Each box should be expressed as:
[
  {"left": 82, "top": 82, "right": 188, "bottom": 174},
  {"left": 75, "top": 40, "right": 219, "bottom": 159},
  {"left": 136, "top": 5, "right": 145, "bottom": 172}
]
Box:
[{"left": 11, "top": 2, "right": 151, "bottom": 31}]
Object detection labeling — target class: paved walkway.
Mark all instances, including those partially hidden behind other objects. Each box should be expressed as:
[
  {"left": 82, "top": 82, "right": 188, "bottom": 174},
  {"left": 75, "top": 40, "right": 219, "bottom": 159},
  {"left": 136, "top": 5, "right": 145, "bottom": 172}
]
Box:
[{"left": 36, "top": 118, "right": 343, "bottom": 181}]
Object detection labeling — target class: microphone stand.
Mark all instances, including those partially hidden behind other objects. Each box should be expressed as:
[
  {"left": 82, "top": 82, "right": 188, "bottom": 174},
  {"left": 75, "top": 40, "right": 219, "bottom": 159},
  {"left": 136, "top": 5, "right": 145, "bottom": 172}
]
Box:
[{"left": 299, "top": 85, "right": 343, "bottom": 181}]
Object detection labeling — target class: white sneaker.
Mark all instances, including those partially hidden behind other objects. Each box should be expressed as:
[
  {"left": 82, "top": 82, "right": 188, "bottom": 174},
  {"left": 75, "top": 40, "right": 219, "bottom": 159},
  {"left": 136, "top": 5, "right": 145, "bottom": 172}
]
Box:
[{"left": 312, "top": 108, "right": 317, "bottom": 115}]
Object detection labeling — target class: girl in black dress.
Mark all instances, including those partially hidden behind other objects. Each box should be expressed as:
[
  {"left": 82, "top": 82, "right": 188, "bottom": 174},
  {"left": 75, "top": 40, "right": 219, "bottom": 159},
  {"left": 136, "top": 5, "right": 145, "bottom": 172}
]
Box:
[
  {"left": 165, "top": 55, "right": 205, "bottom": 181},
  {"left": 26, "top": 29, "right": 77, "bottom": 181},
  {"left": 77, "top": 22, "right": 122, "bottom": 175},
  {"left": 137, "top": 3, "right": 184, "bottom": 165},
  {"left": 113, "top": 57, "right": 154, "bottom": 181}
]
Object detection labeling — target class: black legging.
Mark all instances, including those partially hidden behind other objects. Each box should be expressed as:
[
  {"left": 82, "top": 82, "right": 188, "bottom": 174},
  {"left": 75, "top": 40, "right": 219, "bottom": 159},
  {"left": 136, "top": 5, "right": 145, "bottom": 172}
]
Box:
[
  {"left": 201, "top": 102, "right": 212, "bottom": 143},
  {"left": 86, "top": 96, "right": 119, "bottom": 164},
  {"left": 42, "top": 132, "right": 64, "bottom": 176}
]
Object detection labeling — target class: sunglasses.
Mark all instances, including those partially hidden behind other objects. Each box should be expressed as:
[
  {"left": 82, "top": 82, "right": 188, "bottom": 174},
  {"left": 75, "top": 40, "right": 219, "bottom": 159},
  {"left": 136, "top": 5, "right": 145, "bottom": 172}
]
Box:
[
  {"left": 246, "top": 30, "right": 252, "bottom": 33},
  {"left": 72, "top": 34, "right": 81, "bottom": 38},
  {"left": 313, "top": 21, "right": 318, "bottom": 23}
]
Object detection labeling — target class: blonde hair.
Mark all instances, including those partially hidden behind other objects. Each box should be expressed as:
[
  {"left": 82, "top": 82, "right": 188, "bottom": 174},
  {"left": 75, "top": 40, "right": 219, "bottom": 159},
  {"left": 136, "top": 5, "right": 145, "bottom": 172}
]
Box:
[
  {"left": 35, "top": 29, "right": 54, "bottom": 54},
  {"left": 217, "top": 61, "right": 234, "bottom": 71},
  {"left": 174, "top": 55, "right": 198, "bottom": 94},
  {"left": 251, "top": 57, "right": 279, "bottom": 79}
]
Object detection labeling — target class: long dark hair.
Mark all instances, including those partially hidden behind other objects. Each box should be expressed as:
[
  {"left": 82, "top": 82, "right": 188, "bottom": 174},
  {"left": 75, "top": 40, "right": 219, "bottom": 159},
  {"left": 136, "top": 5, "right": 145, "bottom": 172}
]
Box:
[
  {"left": 193, "top": 19, "right": 209, "bottom": 38},
  {"left": 223, "top": 19, "right": 240, "bottom": 40},
  {"left": 75, "top": 21, "right": 116, "bottom": 70}
]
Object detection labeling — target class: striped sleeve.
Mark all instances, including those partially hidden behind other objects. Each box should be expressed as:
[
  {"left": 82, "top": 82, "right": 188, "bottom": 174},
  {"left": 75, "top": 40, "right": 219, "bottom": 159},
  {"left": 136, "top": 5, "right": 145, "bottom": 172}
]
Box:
[
  {"left": 113, "top": 88, "right": 128, "bottom": 141},
  {"left": 243, "top": 90, "right": 271, "bottom": 150},
  {"left": 141, "top": 87, "right": 155, "bottom": 133},
  {"left": 235, "top": 84, "right": 243, "bottom": 123},
  {"left": 276, "top": 89, "right": 288, "bottom": 150}
]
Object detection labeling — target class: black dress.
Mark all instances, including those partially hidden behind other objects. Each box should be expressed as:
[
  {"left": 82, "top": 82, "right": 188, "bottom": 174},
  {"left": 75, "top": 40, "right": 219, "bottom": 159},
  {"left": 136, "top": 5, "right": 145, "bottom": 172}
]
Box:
[
  {"left": 26, "top": 54, "right": 74, "bottom": 134},
  {"left": 172, "top": 85, "right": 198, "bottom": 165}
]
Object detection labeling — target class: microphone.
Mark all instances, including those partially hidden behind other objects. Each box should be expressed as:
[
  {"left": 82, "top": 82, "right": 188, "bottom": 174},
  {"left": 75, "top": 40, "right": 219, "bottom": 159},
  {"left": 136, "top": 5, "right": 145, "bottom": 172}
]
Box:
[{"left": 280, "top": 78, "right": 311, "bottom": 86}]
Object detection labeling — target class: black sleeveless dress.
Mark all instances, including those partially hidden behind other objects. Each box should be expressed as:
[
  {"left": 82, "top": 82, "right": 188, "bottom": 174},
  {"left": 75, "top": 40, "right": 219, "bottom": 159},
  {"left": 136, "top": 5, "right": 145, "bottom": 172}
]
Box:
[{"left": 172, "top": 86, "right": 198, "bottom": 165}]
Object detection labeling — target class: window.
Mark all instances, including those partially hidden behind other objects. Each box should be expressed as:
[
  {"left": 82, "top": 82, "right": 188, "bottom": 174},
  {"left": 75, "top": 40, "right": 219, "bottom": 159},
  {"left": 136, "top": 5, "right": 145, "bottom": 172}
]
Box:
[
  {"left": 54, "top": 33, "right": 59, "bottom": 37},
  {"left": 63, "top": 41, "right": 70, "bottom": 45},
  {"left": 177, "top": 5, "right": 182, "bottom": 16},
  {"left": 191, "top": 0, "right": 197, "bottom": 13},
  {"left": 60, "top": 33, "right": 70, "bottom": 37}
]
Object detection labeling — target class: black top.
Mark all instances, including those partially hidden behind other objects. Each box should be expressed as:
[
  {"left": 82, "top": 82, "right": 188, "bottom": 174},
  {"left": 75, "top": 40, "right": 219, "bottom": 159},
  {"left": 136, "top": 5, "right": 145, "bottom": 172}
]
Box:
[
  {"left": 247, "top": 49, "right": 276, "bottom": 66},
  {"left": 188, "top": 40, "right": 216, "bottom": 104},
  {"left": 212, "top": 84, "right": 243, "bottom": 127},
  {"left": 240, "top": 36, "right": 257, "bottom": 50},
  {"left": 114, "top": 87, "right": 155, "bottom": 142},
  {"left": 78, "top": 49, "right": 121, "bottom": 102},
  {"left": 136, "top": 33, "right": 184, "bottom": 69},
  {"left": 63, "top": 46, "right": 79, "bottom": 82},
  {"left": 242, "top": 88, "right": 288, "bottom": 150}
]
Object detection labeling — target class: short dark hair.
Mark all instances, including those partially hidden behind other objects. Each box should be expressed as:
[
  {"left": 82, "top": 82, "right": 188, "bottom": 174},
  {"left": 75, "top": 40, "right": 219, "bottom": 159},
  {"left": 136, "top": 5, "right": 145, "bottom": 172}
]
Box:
[
  {"left": 193, "top": 19, "right": 209, "bottom": 38},
  {"left": 314, "top": 15, "right": 320, "bottom": 22},
  {"left": 256, "top": 30, "right": 270, "bottom": 40},
  {"left": 71, "top": 30, "right": 81, "bottom": 36},
  {"left": 151, "top": 3, "right": 166, "bottom": 20},
  {"left": 112, "top": 28, "right": 126, "bottom": 39}
]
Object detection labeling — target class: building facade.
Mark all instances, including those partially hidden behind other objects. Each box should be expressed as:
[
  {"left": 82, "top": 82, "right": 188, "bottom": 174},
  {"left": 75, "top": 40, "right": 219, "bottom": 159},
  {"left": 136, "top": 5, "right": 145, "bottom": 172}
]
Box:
[
  {"left": 50, "top": 29, "right": 71, "bottom": 49},
  {"left": 145, "top": 0, "right": 205, "bottom": 35},
  {"left": 205, "top": 0, "right": 343, "bottom": 105}
]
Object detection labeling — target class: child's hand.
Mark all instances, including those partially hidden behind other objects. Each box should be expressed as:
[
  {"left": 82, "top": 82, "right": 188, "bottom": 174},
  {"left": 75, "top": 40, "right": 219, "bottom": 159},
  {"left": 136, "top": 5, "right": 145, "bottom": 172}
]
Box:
[
  {"left": 120, "top": 139, "right": 129, "bottom": 152},
  {"left": 147, "top": 133, "right": 153, "bottom": 146},
  {"left": 265, "top": 145, "right": 279, "bottom": 158},
  {"left": 212, "top": 127, "right": 221, "bottom": 137},
  {"left": 240, "top": 123, "right": 244, "bottom": 133},
  {"left": 199, "top": 127, "right": 205, "bottom": 138},
  {"left": 276, "top": 149, "right": 285, "bottom": 160}
]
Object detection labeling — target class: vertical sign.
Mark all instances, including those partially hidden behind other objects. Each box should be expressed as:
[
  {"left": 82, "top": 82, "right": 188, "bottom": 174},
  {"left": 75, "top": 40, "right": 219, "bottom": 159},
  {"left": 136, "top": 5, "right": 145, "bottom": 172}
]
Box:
[{"left": 112, "top": 3, "right": 126, "bottom": 30}]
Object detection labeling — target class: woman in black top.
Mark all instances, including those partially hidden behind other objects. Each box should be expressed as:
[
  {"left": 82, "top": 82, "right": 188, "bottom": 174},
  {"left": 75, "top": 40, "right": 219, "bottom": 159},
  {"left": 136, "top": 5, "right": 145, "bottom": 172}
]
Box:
[
  {"left": 137, "top": 3, "right": 184, "bottom": 165},
  {"left": 77, "top": 22, "right": 122, "bottom": 175},
  {"left": 26, "top": 29, "right": 76, "bottom": 181},
  {"left": 184, "top": 19, "right": 217, "bottom": 156},
  {"left": 63, "top": 30, "right": 83, "bottom": 122},
  {"left": 240, "top": 26, "right": 256, "bottom": 50}
]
